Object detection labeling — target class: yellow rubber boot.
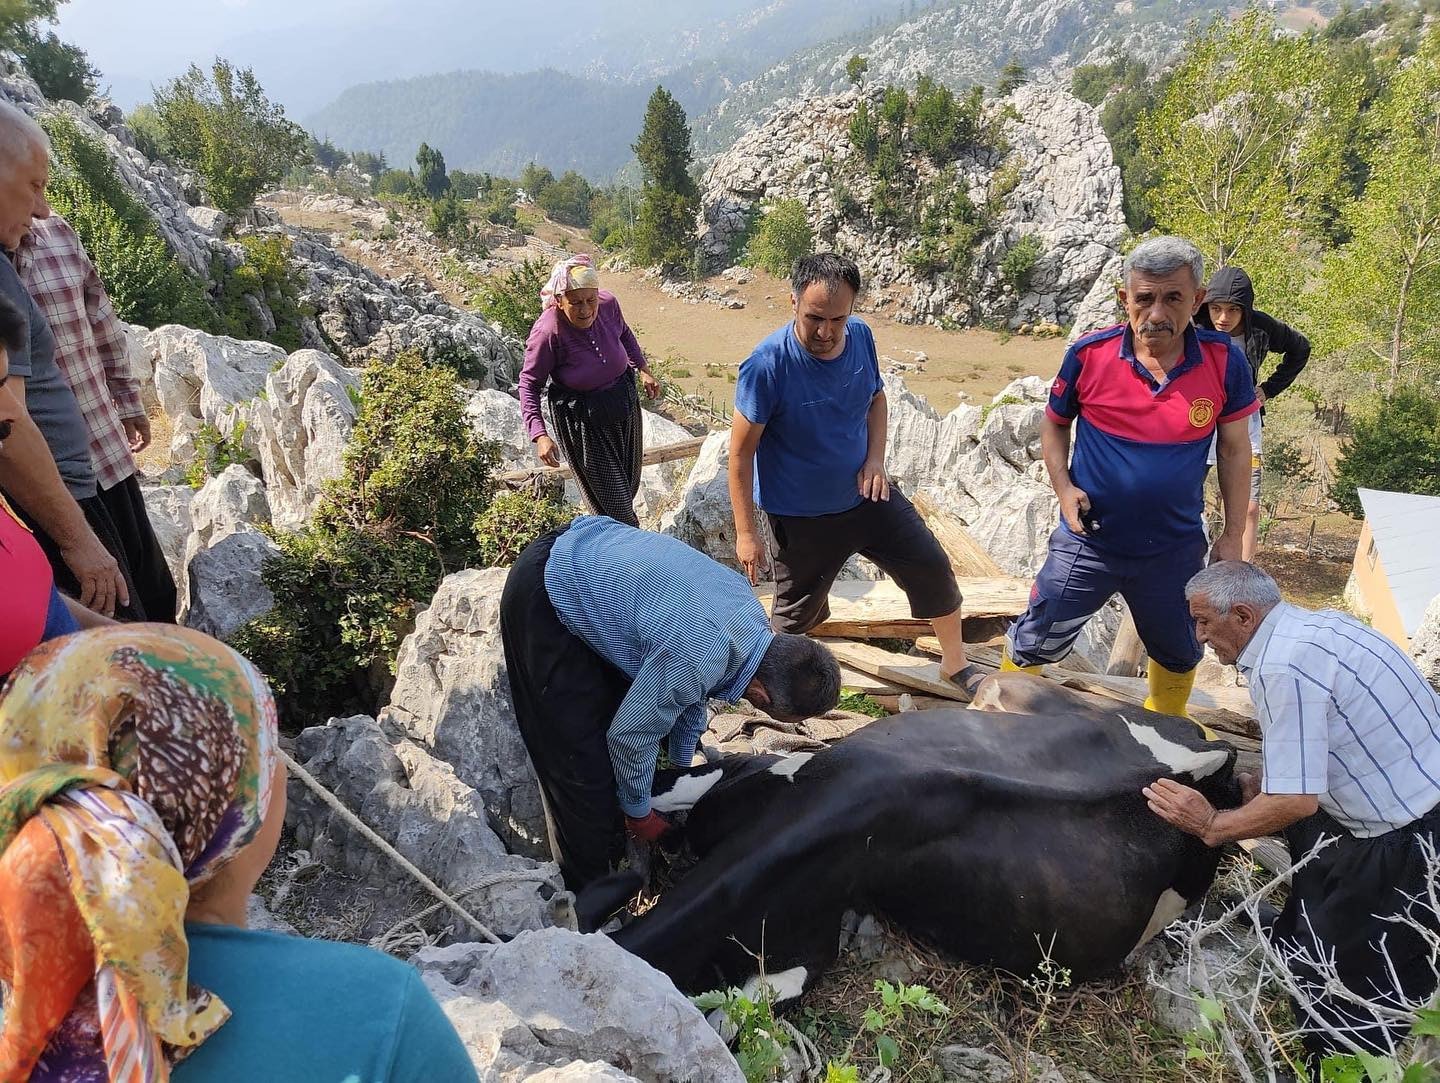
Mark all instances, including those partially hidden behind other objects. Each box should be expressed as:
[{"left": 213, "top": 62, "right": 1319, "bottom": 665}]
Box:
[
  {"left": 1000, "top": 653, "right": 1043, "bottom": 676},
  {"left": 1144, "top": 660, "right": 1197, "bottom": 719}
]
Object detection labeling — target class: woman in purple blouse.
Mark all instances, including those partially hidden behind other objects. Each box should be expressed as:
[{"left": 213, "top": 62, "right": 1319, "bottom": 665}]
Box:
[{"left": 520, "top": 255, "right": 660, "bottom": 526}]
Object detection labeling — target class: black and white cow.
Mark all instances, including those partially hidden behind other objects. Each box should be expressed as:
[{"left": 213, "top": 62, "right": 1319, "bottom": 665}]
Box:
[{"left": 605, "top": 680, "right": 1241, "bottom": 998}]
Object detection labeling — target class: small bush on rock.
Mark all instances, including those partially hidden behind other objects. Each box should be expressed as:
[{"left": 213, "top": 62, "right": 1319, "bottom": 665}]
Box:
[
  {"left": 212, "top": 234, "right": 308, "bottom": 350},
  {"left": 744, "top": 200, "right": 813, "bottom": 278},
  {"left": 1000, "top": 234, "right": 1044, "bottom": 293},
  {"left": 233, "top": 351, "right": 502, "bottom": 723},
  {"left": 473, "top": 489, "right": 577, "bottom": 566},
  {"left": 476, "top": 258, "right": 546, "bottom": 341}
]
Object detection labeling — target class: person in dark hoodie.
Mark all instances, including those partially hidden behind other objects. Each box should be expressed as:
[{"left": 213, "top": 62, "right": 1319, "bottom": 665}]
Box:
[{"left": 1196, "top": 265, "right": 1310, "bottom": 560}]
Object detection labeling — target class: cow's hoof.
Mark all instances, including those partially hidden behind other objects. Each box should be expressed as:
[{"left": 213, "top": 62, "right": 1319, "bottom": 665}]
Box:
[{"left": 575, "top": 870, "right": 645, "bottom": 932}]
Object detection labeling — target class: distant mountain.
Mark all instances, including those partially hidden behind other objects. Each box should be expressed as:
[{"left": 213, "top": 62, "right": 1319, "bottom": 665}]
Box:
[{"left": 302, "top": 0, "right": 901, "bottom": 179}]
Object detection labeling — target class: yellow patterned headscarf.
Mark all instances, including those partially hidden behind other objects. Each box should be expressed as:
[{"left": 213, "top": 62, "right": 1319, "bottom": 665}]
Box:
[{"left": 0, "top": 625, "right": 279, "bottom": 1083}]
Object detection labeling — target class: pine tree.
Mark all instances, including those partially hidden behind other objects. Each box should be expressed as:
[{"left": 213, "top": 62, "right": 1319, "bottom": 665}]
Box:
[
  {"left": 415, "top": 142, "right": 451, "bottom": 200},
  {"left": 631, "top": 86, "right": 698, "bottom": 273}
]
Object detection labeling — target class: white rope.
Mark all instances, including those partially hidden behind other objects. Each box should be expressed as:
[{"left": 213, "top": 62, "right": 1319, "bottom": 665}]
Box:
[
  {"left": 371, "top": 868, "right": 564, "bottom": 951},
  {"left": 283, "top": 751, "right": 509, "bottom": 944}
]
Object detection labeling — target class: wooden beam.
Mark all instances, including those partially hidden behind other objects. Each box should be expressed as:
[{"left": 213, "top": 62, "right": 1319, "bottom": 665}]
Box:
[
  {"left": 821, "top": 639, "right": 970, "bottom": 702},
  {"left": 1106, "top": 609, "right": 1146, "bottom": 677},
  {"left": 838, "top": 666, "right": 903, "bottom": 695},
  {"left": 910, "top": 491, "right": 1006, "bottom": 577},
  {"left": 497, "top": 435, "right": 707, "bottom": 486},
  {"left": 756, "top": 577, "right": 1030, "bottom": 639}
]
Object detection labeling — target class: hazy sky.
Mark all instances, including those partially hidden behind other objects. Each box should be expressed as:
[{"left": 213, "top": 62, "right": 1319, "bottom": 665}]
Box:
[{"left": 53, "top": 0, "right": 597, "bottom": 116}]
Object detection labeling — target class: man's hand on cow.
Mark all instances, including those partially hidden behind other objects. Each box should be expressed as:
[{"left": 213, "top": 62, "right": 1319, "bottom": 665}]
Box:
[
  {"left": 1058, "top": 484, "right": 1091, "bottom": 535},
  {"left": 123, "top": 416, "right": 152, "bottom": 453},
  {"left": 625, "top": 809, "right": 673, "bottom": 844},
  {"left": 1210, "top": 531, "right": 1243, "bottom": 564},
  {"left": 736, "top": 530, "right": 766, "bottom": 585},
  {"left": 1237, "top": 771, "right": 1261, "bottom": 805},
  {"left": 1143, "top": 778, "right": 1219, "bottom": 846},
  {"left": 857, "top": 458, "right": 890, "bottom": 502}
]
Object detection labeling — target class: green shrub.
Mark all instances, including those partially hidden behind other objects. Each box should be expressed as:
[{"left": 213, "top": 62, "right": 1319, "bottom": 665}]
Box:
[
  {"left": 42, "top": 113, "right": 215, "bottom": 328},
  {"left": 421, "top": 332, "right": 487, "bottom": 384},
  {"left": 232, "top": 352, "right": 502, "bottom": 723},
  {"left": 1000, "top": 234, "right": 1044, "bottom": 292},
  {"left": 476, "top": 258, "right": 547, "bottom": 340},
  {"left": 151, "top": 58, "right": 308, "bottom": 215},
  {"left": 848, "top": 98, "right": 879, "bottom": 163},
  {"left": 743, "top": 200, "right": 813, "bottom": 278},
  {"left": 184, "top": 420, "right": 249, "bottom": 488},
  {"left": 212, "top": 234, "right": 308, "bottom": 351},
  {"left": 473, "top": 490, "right": 577, "bottom": 566},
  {"left": 1331, "top": 385, "right": 1440, "bottom": 516}
]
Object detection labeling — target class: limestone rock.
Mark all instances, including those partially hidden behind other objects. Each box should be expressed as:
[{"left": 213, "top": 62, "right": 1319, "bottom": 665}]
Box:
[
  {"left": 382, "top": 569, "right": 547, "bottom": 858},
  {"left": 288, "top": 715, "right": 568, "bottom": 941},
  {"left": 657, "top": 432, "right": 735, "bottom": 567},
  {"left": 141, "top": 483, "right": 194, "bottom": 589},
  {"left": 183, "top": 526, "right": 277, "bottom": 640},
  {"left": 934, "top": 1046, "right": 1069, "bottom": 1082},
  {"left": 1067, "top": 252, "right": 1124, "bottom": 340},
  {"left": 124, "top": 323, "right": 160, "bottom": 415},
  {"left": 186, "top": 206, "right": 231, "bottom": 237},
  {"left": 188, "top": 464, "right": 270, "bottom": 546},
  {"left": 147, "top": 325, "right": 286, "bottom": 464},
  {"left": 413, "top": 929, "right": 744, "bottom": 1083},
  {"left": 252, "top": 349, "right": 360, "bottom": 530},
  {"left": 1411, "top": 594, "right": 1440, "bottom": 693},
  {"left": 697, "top": 80, "right": 1124, "bottom": 328}
]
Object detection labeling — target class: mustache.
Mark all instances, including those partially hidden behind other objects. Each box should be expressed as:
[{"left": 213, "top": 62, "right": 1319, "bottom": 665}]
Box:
[{"left": 1139, "top": 320, "right": 1175, "bottom": 334}]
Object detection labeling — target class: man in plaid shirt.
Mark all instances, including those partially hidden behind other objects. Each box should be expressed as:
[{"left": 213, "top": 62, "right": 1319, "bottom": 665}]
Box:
[{"left": 15, "top": 214, "right": 176, "bottom": 621}]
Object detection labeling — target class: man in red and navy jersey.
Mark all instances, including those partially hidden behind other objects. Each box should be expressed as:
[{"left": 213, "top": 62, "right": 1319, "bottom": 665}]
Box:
[{"left": 1004, "top": 236, "right": 1258, "bottom": 719}]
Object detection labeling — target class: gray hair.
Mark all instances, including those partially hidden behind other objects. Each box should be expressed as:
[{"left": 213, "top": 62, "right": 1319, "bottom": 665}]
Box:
[
  {"left": 0, "top": 101, "right": 49, "bottom": 175},
  {"left": 753, "top": 633, "right": 842, "bottom": 720},
  {"left": 1123, "top": 235, "right": 1205, "bottom": 289},
  {"left": 1185, "top": 561, "right": 1282, "bottom": 615}
]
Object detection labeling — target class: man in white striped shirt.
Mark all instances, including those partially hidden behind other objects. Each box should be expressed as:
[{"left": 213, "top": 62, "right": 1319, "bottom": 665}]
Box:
[{"left": 1144, "top": 561, "right": 1440, "bottom": 1063}]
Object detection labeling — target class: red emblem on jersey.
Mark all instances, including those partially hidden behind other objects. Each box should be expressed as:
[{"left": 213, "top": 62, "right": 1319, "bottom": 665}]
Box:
[{"left": 1051, "top": 376, "right": 1068, "bottom": 398}]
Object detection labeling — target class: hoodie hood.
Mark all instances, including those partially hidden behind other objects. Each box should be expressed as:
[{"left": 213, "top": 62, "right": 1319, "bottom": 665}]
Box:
[{"left": 1199, "top": 265, "right": 1255, "bottom": 329}]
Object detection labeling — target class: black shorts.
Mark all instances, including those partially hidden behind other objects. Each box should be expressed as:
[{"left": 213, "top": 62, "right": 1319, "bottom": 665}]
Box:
[{"left": 766, "top": 486, "right": 963, "bottom": 634}]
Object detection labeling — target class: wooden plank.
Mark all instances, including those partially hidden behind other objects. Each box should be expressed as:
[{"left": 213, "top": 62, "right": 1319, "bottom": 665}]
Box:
[
  {"left": 1239, "top": 836, "right": 1291, "bottom": 877},
  {"left": 873, "top": 693, "right": 955, "bottom": 713},
  {"left": 838, "top": 666, "right": 903, "bottom": 695},
  {"left": 497, "top": 435, "right": 706, "bottom": 486},
  {"left": 910, "top": 491, "right": 1006, "bottom": 577},
  {"left": 821, "top": 639, "right": 970, "bottom": 702},
  {"left": 915, "top": 635, "right": 1098, "bottom": 674},
  {"left": 756, "top": 577, "right": 1030, "bottom": 639},
  {"left": 1106, "top": 609, "right": 1146, "bottom": 677}
]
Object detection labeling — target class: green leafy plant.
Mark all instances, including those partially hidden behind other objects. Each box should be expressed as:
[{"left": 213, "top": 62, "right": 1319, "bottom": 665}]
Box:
[
  {"left": 692, "top": 986, "right": 792, "bottom": 1083},
  {"left": 42, "top": 113, "right": 215, "bottom": 329},
  {"left": 744, "top": 200, "right": 813, "bottom": 278},
  {"left": 232, "top": 351, "right": 503, "bottom": 724},
  {"left": 184, "top": 420, "right": 249, "bottom": 488},
  {"left": 211, "top": 234, "right": 308, "bottom": 351},
  {"left": 151, "top": 58, "right": 309, "bottom": 215},
  {"left": 1332, "top": 386, "right": 1440, "bottom": 516},
  {"left": 824, "top": 980, "right": 950, "bottom": 1076},
  {"left": 473, "top": 490, "right": 577, "bottom": 566},
  {"left": 1000, "top": 234, "right": 1044, "bottom": 293},
  {"left": 475, "top": 258, "right": 547, "bottom": 341},
  {"left": 836, "top": 691, "right": 887, "bottom": 718}
]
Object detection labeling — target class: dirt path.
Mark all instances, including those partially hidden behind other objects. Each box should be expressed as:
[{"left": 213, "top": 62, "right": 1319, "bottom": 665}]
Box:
[{"left": 604, "top": 266, "right": 1065, "bottom": 415}]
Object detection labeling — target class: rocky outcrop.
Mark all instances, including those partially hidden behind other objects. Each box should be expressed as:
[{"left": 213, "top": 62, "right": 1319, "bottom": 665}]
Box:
[
  {"left": 698, "top": 81, "right": 1125, "bottom": 329},
  {"left": 414, "top": 930, "right": 744, "bottom": 1083},
  {"left": 141, "top": 483, "right": 195, "bottom": 588},
  {"left": 250, "top": 349, "right": 359, "bottom": 530},
  {"left": 382, "top": 569, "right": 547, "bottom": 858},
  {"left": 183, "top": 527, "right": 277, "bottom": 640},
  {"left": 1413, "top": 594, "right": 1440, "bottom": 693},
  {"left": 288, "top": 714, "right": 569, "bottom": 941}
]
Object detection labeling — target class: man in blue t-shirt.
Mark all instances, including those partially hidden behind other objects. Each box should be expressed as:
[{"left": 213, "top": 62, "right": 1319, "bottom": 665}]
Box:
[{"left": 728, "top": 253, "right": 983, "bottom": 699}]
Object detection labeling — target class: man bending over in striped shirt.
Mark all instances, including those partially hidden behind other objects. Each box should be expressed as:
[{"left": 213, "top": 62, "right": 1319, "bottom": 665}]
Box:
[
  {"left": 500, "top": 515, "right": 842, "bottom": 891},
  {"left": 1144, "top": 561, "right": 1440, "bottom": 1067}
]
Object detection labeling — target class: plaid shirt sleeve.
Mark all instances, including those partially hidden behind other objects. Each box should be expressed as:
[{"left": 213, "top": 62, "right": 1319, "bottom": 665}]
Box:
[{"left": 18, "top": 216, "right": 137, "bottom": 490}]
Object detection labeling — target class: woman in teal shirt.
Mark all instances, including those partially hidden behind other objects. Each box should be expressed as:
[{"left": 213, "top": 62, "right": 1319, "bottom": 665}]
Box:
[{"left": 0, "top": 624, "right": 477, "bottom": 1083}]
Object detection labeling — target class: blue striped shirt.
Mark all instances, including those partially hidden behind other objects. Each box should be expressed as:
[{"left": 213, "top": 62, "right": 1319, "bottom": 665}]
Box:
[
  {"left": 1237, "top": 602, "right": 1440, "bottom": 837},
  {"left": 544, "top": 517, "right": 774, "bottom": 816}
]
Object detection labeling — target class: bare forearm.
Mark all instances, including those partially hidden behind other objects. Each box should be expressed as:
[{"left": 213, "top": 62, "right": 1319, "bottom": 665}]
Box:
[
  {"left": 865, "top": 391, "right": 887, "bottom": 464},
  {"left": 1040, "top": 419, "right": 1075, "bottom": 495},
  {"left": 1215, "top": 432, "right": 1250, "bottom": 538},
  {"left": 63, "top": 594, "right": 115, "bottom": 629},
  {"left": 1204, "top": 793, "right": 1317, "bottom": 847},
  {"left": 0, "top": 413, "right": 90, "bottom": 547},
  {"left": 728, "top": 450, "right": 759, "bottom": 537}
]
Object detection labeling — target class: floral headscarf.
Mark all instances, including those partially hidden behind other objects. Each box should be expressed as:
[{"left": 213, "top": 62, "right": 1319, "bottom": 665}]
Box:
[
  {"left": 0, "top": 625, "right": 280, "bottom": 1082},
  {"left": 540, "top": 253, "right": 600, "bottom": 310}
]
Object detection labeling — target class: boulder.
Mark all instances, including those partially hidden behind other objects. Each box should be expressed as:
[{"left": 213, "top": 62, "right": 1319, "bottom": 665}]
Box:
[
  {"left": 185, "top": 205, "right": 231, "bottom": 237},
  {"left": 147, "top": 325, "right": 286, "bottom": 464},
  {"left": 1412, "top": 594, "right": 1440, "bottom": 693},
  {"left": 188, "top": 464, "right": 270, "bottom": 546},
  {"left": 252, "top": 349, "right": 360, "bottom": 530},
  {"left": 657, "top": 432, "right": 735, "bottom": 568},
  {"left": 141, "top": 483, "right": 194, "bottom": 588},
  {"left": 124, "top": 323, "right": 160, "bottom": 415},
  {"left": 413, "top": 929, "right": 744, "bottom": 1083},
  {"left": 183, "top": 526, "right": 277, "bottom": 640},
  {"left": 382, "top": 569, "right": 547, "bottom": 857},
  {"left": 288, "top": 714, "right": 568, "bottom": 941}
]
